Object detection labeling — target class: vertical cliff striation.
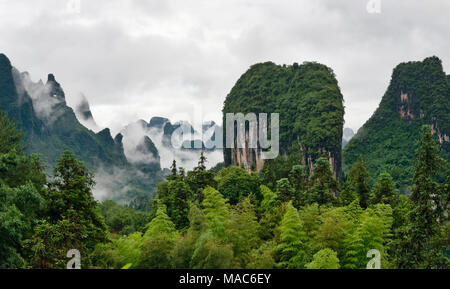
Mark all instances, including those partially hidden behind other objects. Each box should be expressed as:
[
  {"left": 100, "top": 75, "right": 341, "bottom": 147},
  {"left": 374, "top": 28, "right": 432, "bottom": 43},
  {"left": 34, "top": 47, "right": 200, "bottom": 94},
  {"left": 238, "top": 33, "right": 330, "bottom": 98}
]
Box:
[{"left": 222, "top": 61, "right": 345, "bottom": 179}]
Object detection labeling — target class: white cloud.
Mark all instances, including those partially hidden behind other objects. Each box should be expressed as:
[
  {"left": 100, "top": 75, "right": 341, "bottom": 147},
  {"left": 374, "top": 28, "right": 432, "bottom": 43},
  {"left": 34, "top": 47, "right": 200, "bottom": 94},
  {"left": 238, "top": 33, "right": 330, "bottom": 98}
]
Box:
[{"left": 0, "top": 0, "right": 449, "bottom": 132}]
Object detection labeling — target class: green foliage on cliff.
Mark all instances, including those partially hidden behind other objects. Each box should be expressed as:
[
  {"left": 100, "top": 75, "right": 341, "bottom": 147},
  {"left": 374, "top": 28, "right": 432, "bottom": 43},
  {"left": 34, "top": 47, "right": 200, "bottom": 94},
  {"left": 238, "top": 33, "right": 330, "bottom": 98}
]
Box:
[
  {"left": 223, "top": 61, "right": 344, "bottom": 177},
  {"left": 343, "top": 56, "right": 450, "bottom": 190}
]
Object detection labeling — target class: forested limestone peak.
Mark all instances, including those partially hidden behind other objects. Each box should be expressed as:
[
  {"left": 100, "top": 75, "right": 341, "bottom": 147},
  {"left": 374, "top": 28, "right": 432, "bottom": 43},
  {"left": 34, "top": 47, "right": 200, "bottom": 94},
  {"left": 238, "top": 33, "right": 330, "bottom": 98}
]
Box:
[
  {"left": 343, "top": 56, "right": 450, "bottom": 190},
  {"left": 223, "top": 61, "right": 344, "bottom": 179}
]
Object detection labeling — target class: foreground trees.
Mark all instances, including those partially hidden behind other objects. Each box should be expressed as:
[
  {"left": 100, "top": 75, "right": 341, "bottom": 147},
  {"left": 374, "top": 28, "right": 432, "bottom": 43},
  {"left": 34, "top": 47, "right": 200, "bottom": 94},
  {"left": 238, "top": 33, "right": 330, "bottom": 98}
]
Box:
[
  {"left": 122, "top": 125, "right": 446, "bottom": 269},
  {"left": 0, "top": 112, "right": 45, "bottom": 268},
  {"left": 26, "top": 151, "right": 108, "bottom": 268},
  {"left": 0, "top": 112, "right": 107, "bottom": 268},
  {"left": 0, "top": 109, "right": 448, "bottom": 269},
  {"left": 397, "top": 126, "right": 449, "bottom": 268}
]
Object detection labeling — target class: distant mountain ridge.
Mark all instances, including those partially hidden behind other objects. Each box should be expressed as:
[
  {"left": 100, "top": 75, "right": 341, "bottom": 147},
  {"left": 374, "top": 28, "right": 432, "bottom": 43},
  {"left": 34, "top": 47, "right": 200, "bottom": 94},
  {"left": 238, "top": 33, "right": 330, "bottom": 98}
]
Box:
[
  {"left": 0, "top": 53, "right": 164, "bottom": 205},
  {"left": 120, "top": 116, "right": 223, "bottom": 171}
]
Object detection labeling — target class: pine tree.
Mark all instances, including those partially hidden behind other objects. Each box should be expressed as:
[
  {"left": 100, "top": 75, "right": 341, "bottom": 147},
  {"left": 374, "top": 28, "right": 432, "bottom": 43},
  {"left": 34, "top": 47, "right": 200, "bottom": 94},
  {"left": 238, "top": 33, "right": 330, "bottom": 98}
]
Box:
[
  {"left": 166, "top": 180, "right": 192, "bottom": 229},
  {"left": 289, "top": 165, "right": 308, "bottom": 206},
  {"left": 186, "top": 152, "right": 216, "bottom": 202},
  {"left": 179, "top": 167, "right": 186, "bottom": 180},
  {"left": 401, "top": 125, "right": 447, "bottom": 268},
  {"left": 372, "top": 171, "right": 398, "bottom": 206},
  {"left": 144, "top": 203, "right": 177, "bottom": 238},
  {"left": 339, "top": 179, "right": 358, "bottom": 206},
  {"left": 198, "top": 151, "right": 207, "bottom": 171},
  {"left": 167, "top": 160, "right": 178, "bottom": 181}
]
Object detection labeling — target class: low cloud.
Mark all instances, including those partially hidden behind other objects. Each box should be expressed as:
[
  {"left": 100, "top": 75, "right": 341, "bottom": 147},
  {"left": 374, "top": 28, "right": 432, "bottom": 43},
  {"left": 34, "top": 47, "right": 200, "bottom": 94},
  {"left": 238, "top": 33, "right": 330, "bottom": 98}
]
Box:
[
  {"left": 12, "top": 68, "right": 65, "bottom": 125},
  {"left": 93, "top": 165, "right": 152, "bottom": 203},
  {"left": 121, "top": 118, "right": 223, "bottom": 170}
]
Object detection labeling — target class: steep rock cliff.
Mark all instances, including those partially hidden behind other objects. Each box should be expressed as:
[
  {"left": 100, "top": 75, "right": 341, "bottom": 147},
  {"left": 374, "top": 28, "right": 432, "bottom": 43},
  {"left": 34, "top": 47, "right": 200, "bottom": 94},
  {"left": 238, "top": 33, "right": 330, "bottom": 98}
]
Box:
[
  {"left": 222, "top": 61, "right": 345, "bottom": 179},
  {"left": 343, "top": 56, "right": 450, "bottom": 190}
]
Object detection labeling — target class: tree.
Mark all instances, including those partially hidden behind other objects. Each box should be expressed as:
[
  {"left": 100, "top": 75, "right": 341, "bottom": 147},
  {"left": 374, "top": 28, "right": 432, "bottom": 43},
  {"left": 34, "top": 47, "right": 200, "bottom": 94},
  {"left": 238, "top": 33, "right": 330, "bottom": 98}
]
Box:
[
  {"left": 372, "top": 171, "right": 398, "bottom": 206},
  {"left": 167, "top": 160, "right": 178, "bottom": 181},
  {"left": 289, "top": 164, "right": 308, "bottom": 206},
  {"left": 198, "top": 151, "right": 207, "bottom": 170},
  {"left": 186, "top": 152, "right": 216, "bottom": 202},
  {"left": 306, "top": 248, "right": 340, "bottom": 269},
  {"left": 339, "top": 179, "right": 358, "bottom": 206},
  {"left": 152, "top": 178, "right": 192, "bottom": 230},
  {"left": 91, "top": 232, "right": 143, "bottom": 269},
  {"left": 340, "top": 203, "right": 393, "bottom": 269},
  {"left": 259, "top": 202, "right": 287, "bottom": 241},
  {"left": 226, "top": 198, "right": 261, "bottom": 267},
  {"left": 98, "top": 200, "right": 150, "bottom": 235},
  {"left": 139, "top": 203, "right": 179, "bottom": 268},
  {"left": 289, "top": 165, "right": 308, "bottom": 193},
  {"left": 276, "top": 178, "right": 295, "bottom": 204},
  {"left": 260, "top": 185, "right": 279, "bottom": 213},
  {"left": 189, "top": 232, "right": 235, "bottom": 269},
  {"left": 215, "top": 166, "right": 261, "bottom": 205},
  {"left": 0, "top": 111, "right": 45, "bottom": 190},
  {"left": 276, "top": 202, "right": 307, "bottom": 268},
  {"left": 400, "top": 126, "right": 448, "bottom": 268},
  {"left": 167, "top": 180, "right": 192, "bottom": 230},
  {"left": 0, "top": 111, "right": 23, "bottom": 154},
  {"left": 0, "top": 202, "right": 26, "bottom": 268},
  {"left": 170, "top": 203, "right": 207, "bottom": 269},
  {"left": 27, "top": 151, "right": 107, "bottom": 268},
  {"left": 261, "top": 153, "right": 303, "bottom": 191},
  {"left": 308, "top": 156, "right": 338, "bottom": 206},
  {"left": 348, "top": 156, "right": 371, "bottom": 209},
  {"left": 201, "top": 186, "right": 229, "bottom": 240},
  {"left": 315, "top": 207, "right": 348, "bottom": 259}
]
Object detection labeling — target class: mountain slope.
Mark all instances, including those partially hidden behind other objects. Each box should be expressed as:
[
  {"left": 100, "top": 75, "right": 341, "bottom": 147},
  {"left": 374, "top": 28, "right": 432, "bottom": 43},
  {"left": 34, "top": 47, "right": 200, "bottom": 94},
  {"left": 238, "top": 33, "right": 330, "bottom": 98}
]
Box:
[
  {"left": 0, "top": 53, "right": 163, "bottom": 204},
  {"left": 343, "top": 56, "right": 450, "bottom": 190},
  {"left": 223, "top": 61, "right": 345, "bottom": 178},
  {"left": 74, "top": 93, "right": 100, "bottom": 131}
]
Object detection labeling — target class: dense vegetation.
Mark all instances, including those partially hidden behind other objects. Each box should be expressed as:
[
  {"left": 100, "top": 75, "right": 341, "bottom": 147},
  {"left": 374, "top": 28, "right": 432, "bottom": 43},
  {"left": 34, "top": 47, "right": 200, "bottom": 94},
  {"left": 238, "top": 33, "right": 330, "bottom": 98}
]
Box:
[
  {"left": 223, "top": 61, "right": 344, "bottom": 178},
  {"left": 344, "top": 56, "right": 450, "bottom": 191},
  {"left": 1, "top": 109, "right": 447, "bottom": 269}
]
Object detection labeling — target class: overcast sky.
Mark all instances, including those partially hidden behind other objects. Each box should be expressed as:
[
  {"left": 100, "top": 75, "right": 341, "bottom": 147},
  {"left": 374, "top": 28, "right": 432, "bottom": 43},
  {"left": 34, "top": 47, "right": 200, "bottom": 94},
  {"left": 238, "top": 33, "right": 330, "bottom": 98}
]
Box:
[{"left": 1, "top": 0, "right": 449, "bottom": 135}]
